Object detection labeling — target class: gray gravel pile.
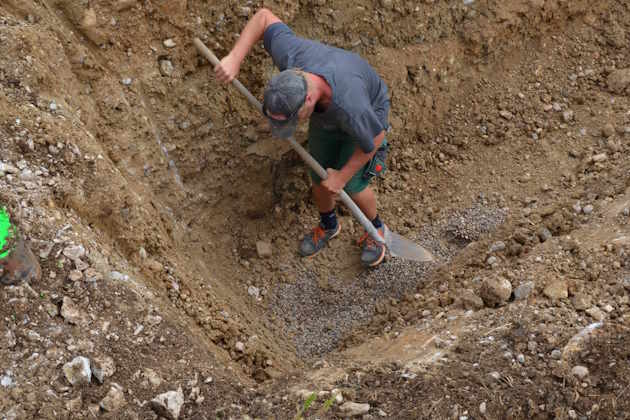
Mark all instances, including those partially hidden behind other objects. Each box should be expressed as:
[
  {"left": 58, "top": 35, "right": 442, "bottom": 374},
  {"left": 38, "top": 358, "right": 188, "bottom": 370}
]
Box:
[
  {"left": 445, "top": 202, "right": 508, "bottom": 245},
  {"left": 271, "top": 202, "right": 509, "bottom": 358}
]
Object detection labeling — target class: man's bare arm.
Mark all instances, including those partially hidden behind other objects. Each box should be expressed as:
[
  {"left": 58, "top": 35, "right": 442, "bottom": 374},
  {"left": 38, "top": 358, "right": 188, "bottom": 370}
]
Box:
[
  {"left": 214, "top": 8, "right": 281, "bottom": 83},
  {"left": 321, "top": 131, "right": 385, "bottom": 194},
  {"left": 339, "top": 131, "right": 385, "bottom": 183}
]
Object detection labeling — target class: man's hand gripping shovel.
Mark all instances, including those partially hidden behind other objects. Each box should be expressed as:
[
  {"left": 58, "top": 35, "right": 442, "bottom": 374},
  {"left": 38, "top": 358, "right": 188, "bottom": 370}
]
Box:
[{"left": 193, "top": 38, "right": 434, "bottom": 263}]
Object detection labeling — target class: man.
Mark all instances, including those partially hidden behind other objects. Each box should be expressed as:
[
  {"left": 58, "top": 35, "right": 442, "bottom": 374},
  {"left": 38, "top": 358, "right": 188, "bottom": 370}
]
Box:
[{"left": 215, "top": 8, "right": 390, "bottom": 267}]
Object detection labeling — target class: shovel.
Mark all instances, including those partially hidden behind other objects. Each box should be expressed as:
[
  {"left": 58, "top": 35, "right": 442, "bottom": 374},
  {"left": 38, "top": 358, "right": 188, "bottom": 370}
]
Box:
[{"left": 193, "top": 38, "right": 434, "bottom": 263}]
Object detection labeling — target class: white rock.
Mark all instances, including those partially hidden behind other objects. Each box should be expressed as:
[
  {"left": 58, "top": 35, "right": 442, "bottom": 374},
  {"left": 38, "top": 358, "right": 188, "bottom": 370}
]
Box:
[
  {"left": 100, "top": 383, "right": 126, "bottom": 411},
  {"left": 163, "top": 38, "right": 176, "bottom": 48},
  {"left": 1, "top": 374, "right": 14, "bottom": 388},
  {"left": 479, "top": 401, "right": 487, "bottom": 414},
  {"left": 61, "top": 296, "right": 87, "bottom": 325},
  {"left": 340, "top": 401, "right": 370, "bottom": 417},
  {"left": 499, "top": 110, "right": 513, "bottom": 120},
  {"left": 479, "top": 277, "right": 512, "bottom": 307},
  {"left": 63, "top": 356, "right": 92, "bottom": 386},
  {"left": 63, "top": 245, "right": 86, "bottom": 260},
  {"left": 571, "top": 365, "right": 589, "bottom": 380},
  {"left": 248, "top": 286, "right": 260, "bottom": 299},
  {"left": 238, "top": 6, "right": 251, "bottom": 17},
  {"left": 256, "top": 241, "right": 272, "bottom": 258},
  {"left": 68, "top": 270, "right": 83, "bottom": 282},
  {"left": 150, "top": 387, "right": 184, "bottom": 420},
  {"left": 143, "top": 368, "right": 162, "bottom": 387},
  {"left": 586, "top": 307, "right": 605, "bottom": 321},
  {"left": 92, "top": 356, "right": 116, "bottom": 384},
  {"left": 160, "top": 60, "right": 174, "bottom": 77},
  {"left": 513, "top": 281, "right": 534, "bottom": 300},
  {"left": 562, "top": 110, "right": 574, "bottom": 122},
  {"left": 19, "top": 169, "right": 35, "bottom": 181},
  {"left": 108, "top": 271, "right": 129, "bottom": 282},
  {"left": 235, "top": 341, "right": 245, "bottom": 352},
  {"left": 489, "top": 241, "right": 506, "bottom": 253},
  {"left": 3, "top": 163, "right": 18, "bottom": 174}
]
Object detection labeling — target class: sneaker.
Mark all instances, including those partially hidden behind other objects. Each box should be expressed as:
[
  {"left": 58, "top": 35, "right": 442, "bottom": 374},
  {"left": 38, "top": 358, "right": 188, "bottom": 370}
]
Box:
[
  {"left": 357, "top": 226, "right": 386, "bottom": 267},
  {"left": 298, "top": 223, "right": 341, "bottom": 257},
  {"left": 0, "top": 237, "right": 41, "bottom": 286}
]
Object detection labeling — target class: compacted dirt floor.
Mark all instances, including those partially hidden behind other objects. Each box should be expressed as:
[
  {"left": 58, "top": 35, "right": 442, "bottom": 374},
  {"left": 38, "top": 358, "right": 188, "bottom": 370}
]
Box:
[{"left": 1, "top": 0, "right": 630, "bottom": 419}]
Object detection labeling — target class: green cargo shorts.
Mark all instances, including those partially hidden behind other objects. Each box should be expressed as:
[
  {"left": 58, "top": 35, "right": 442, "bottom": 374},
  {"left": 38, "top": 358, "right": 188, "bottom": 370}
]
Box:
[{"left": 308, "top": 125, "right": 388, "bottom": 195}]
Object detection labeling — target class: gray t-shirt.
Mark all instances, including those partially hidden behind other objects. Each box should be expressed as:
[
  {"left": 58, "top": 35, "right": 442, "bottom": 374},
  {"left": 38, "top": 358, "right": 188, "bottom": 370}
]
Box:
[{"left": 263, "top": 23, "right": 390, "bottom": 153}]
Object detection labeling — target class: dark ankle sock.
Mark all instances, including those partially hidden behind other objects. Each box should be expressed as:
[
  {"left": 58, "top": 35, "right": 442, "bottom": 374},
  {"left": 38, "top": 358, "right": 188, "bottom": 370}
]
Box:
[
  {"left": 371, "top": 214, "right": 383, "bottom": 229},
  {"left": 319, "top": 210, "right": 338, "bottom": 230}
]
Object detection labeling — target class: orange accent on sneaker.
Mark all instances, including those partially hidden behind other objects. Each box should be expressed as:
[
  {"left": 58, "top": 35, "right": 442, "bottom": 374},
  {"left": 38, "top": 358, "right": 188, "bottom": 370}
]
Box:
[
  {"left": 357, "top": 229, "right": 383, "bottom": 247},
  {"left": 312, "top": 225, "right": 326, "bottom": 246}
]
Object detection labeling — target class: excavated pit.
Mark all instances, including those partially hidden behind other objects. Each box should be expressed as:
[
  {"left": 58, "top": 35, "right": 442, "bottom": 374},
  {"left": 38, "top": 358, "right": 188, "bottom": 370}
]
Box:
[{"left": 2, "top": 0, "right": 630, "bottom": 418}]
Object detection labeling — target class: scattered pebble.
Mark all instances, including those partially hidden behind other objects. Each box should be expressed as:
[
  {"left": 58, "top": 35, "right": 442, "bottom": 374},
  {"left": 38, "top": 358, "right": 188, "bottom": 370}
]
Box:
[
  {"left": 479, "top": 277, "right": 512, "bottom": 307},
  {"left": 92, "top": 356, "right": 116, "bottom": 384},
  {"left": 150, "top": 388, "right": 185, "bottom": 420},
  {"left": 562, "top": 110, "right": 574, "bottom": 122},
  {"left": 61, "top": 296, "right": 87, "bottom": 326},
  {"left": 586, "top": 307, "right": 605, "bottom": 321},
  {"left": 513, "top": 281, "right": 534, "bottom": 301},
  {"left": 100, "top": 383, "right": 126, "bottom": 412},
  {"left": 537, "top": 227, "right": 552, "bottom": 242},
  {"left": 160, "top": 59, "right": 174, "bottom": 77},
  {"left": 489, "top": 241, "right": 506, "bottom": 253},
  {"left": 256, "top": 241, "right": 273, "bottom": 258},
  {"left": 63, "top": 245, "right": 86, "bottom": 260},
  {"left": 571, "top": 365, "right": 589, "bottom": 380},
  {"left": 543, "top": 280, "right": 568, "bottom": 300},
  {"left": 63, "top": 356, "right": 92, "bottom": 386},
  {"left": 339, "top": 401, "right": 370, "bottom": 417}
]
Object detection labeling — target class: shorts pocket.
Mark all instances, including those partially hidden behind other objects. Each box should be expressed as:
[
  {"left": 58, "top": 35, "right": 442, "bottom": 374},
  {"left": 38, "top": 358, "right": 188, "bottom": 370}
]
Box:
[{"left": 362, "top": 142, "right": 389, "bottom": 180}]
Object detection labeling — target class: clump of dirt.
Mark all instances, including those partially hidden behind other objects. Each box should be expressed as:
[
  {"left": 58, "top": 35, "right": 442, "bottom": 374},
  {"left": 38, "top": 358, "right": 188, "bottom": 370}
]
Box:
[{"left": 1, "top": 0, "right": 630, "bottom": 418}]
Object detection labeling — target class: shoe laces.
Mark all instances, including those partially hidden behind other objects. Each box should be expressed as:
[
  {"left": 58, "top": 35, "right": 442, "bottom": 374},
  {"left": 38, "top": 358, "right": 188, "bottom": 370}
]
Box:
[
  {"left": 312, "top": 225, "right": 326, "bottom": 245},
  {"left": 357, "top": 229, "right": 382, "bottom": 249}
]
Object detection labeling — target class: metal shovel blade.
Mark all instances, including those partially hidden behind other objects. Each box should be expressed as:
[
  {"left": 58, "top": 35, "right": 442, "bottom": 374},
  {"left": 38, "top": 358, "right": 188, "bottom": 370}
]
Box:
[{"left": 384, "top": 225, "right": 434, "bottom": 262}]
